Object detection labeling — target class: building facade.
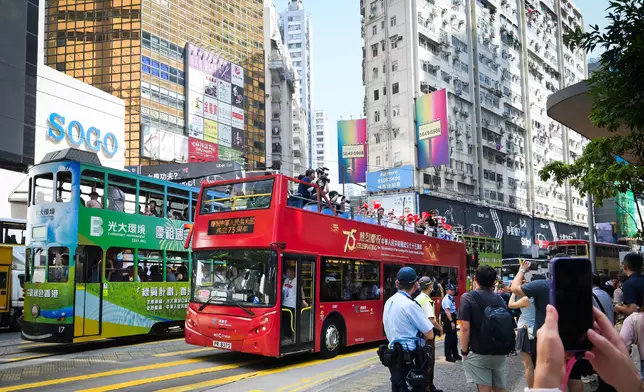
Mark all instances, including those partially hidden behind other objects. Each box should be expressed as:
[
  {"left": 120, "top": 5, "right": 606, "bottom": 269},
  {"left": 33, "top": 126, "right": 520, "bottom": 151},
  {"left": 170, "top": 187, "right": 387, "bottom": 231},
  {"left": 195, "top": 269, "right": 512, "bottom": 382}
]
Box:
[
  {"left": 43, "top": 0, "right": 266, "bottom": 169},
  {"left": 265, "top": 0, "right": 299, "bottom": 177},
  {"left": 313, "top": 110, "right": 327, "bottom": 168},
  {"left": 361, "top": 0, "right": 588, "bottom": 227},
  {"left": 0, "top": 0, "right": 39, "bottom": 173},
  {"left": 280, "top": 0, "right": 313, "bottom": 167}
]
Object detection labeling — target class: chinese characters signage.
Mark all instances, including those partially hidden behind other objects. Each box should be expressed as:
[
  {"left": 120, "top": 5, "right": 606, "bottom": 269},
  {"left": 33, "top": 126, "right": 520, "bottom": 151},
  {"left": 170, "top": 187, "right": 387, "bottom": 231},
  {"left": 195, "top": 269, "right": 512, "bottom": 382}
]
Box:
[
  {"left": 189, "top": 138, "right": 218, "bottom": 162},
  {"left": 208, "top": 217, "right": 256, "bottom": 235},
  {"left": 141, "top": 286, "right": 190, "bottom": 311},
  {"left": 81, "top": 209, "right": 189, "bottom": 251},
  {"left": 342, "top": 228, "right": 423, "bottom": 256}
]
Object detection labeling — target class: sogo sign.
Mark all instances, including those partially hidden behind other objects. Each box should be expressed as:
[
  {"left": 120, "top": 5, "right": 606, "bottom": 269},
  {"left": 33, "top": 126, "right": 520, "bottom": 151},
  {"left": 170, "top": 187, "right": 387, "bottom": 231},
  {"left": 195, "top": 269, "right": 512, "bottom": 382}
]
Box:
[{"left": 47, "top": 112, "right": 119, "bottom": 157}]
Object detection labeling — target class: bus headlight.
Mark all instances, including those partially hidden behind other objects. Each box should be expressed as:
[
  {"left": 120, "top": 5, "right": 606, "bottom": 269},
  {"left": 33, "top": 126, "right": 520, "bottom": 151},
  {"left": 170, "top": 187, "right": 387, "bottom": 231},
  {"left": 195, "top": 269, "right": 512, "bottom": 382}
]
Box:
[{"left": 31, "top": 304, "right": 40, "bottom": 319}]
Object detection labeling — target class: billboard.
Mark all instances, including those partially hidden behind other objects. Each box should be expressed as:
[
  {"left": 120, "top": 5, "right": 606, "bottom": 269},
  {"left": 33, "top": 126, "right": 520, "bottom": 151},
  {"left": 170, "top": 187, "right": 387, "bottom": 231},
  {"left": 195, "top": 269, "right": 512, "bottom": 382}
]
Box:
[
  {"left": 185, "top": 44, "right": 245, "bottom": 162},
  {"left": 188, "top": 138, "right": 218, "bottom": 162},
  {"left": 366, "top": 165, "right": 414, "bottom": 193},
  {"left": 367, "top": 193, "right": 417, "bottom": 217},
  {"left": 415, "top": 89, "right": 449, "bottom": 168},
  {"left": 139, "top": 161, "right": 244, "bottom": 187},
  {"left": 337, "top": 119, "right": 367, "bottom": 184},
  {"left": 142, "top": 125, "right": 188, "bottom": 163}
]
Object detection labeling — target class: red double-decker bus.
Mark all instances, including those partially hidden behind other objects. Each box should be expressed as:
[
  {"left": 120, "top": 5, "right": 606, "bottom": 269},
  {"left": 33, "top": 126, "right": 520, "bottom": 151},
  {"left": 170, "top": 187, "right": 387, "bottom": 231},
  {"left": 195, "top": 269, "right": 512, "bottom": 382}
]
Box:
[{"left": 184, "top": 174, "right": 466, "bottom": 358}]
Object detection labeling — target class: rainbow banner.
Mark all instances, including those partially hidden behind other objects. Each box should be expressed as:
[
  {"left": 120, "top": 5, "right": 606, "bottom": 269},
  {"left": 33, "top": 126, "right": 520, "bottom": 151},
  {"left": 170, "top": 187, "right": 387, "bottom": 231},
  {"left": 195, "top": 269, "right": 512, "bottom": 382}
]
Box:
[
  {"left": 416, "top": 89, "right": 449, "bottom": 168},
  {"left": 337, "top": 119, "right": 367, "bottom": 184}
]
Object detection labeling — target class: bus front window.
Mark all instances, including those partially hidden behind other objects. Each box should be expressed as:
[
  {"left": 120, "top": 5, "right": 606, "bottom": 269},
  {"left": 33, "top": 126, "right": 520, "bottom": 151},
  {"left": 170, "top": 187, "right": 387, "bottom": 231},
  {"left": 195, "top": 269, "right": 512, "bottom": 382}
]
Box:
[{"left": 192, "top": 250, "right": 276, "bottom": 306}]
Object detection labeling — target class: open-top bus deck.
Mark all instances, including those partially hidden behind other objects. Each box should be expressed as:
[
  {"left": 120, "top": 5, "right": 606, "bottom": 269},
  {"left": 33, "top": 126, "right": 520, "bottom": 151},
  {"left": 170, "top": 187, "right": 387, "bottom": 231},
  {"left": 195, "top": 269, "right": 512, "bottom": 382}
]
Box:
[{"left": 185, "top": 174, "right": 466, "bottom": 358}]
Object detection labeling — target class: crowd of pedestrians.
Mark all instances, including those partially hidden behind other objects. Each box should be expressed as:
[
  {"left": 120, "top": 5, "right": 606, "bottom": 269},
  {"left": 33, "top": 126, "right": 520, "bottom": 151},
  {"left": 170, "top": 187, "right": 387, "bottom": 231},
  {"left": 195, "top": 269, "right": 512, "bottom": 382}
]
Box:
[{"left": 380, "top": 253, "right": 644, "bottom": 392}]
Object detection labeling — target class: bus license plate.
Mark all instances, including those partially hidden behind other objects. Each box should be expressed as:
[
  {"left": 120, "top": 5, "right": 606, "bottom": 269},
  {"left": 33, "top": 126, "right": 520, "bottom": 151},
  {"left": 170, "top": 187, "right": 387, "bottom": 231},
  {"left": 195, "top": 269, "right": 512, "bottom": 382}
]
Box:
[{"left": 213, "top": 340, "right": 232, "bottom": 350}]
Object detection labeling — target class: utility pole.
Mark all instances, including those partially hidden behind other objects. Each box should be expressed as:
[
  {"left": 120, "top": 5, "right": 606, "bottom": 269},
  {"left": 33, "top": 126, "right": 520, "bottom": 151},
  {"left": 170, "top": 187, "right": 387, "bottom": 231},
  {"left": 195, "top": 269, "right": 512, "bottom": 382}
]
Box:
[{"left": 587, "top": 194, "right": 596, "bottom": 273}]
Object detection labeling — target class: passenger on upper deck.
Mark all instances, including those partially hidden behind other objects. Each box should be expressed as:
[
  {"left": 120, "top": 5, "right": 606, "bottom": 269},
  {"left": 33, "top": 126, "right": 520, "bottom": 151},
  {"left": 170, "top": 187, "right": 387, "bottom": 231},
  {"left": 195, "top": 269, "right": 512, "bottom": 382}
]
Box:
[
  {"left": 86, "top": 191, "right": 103, "bottom": 208},
  {"left": 108, "top": 186, "right": 125, "bottom": 212},
  {"left": 297, "top": 169, "right": 317, "bottom": 202},
  {"left": 146, "top": 201, "right": 161, "bottom": 217}
]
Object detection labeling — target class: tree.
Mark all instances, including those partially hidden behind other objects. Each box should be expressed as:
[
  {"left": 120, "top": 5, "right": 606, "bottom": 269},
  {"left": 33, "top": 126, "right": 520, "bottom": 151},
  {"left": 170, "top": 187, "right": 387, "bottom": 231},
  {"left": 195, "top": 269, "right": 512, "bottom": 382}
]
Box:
[{"left": 539, "top": 0, "right": 644, "bottom": 237}]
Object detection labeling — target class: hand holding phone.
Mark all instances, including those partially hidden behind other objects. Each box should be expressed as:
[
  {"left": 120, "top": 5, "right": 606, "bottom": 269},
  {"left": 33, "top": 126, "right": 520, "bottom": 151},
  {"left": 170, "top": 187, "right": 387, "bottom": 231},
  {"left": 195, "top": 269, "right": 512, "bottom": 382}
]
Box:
[
  {"left": 520, "top": 260, "right": 531, "bottom": 271},
  {"left": 550, "top": 257, "right": 593, "bottom": 353}
]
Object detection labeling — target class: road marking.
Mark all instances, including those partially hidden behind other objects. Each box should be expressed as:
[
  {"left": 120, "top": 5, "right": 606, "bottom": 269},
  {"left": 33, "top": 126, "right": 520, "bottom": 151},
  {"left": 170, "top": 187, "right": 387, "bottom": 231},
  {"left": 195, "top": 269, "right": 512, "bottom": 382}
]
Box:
[
  {"left": 0, "top": 353, "right": 53, "bottom": 363},
  {"left": 153, "top": 347, "right": 214, "bottom": 357},
  {"left": 129, "top": 337, "right": 184, "bottom": 347},
  {"left": 156, "top": 348, "right": 378, "bottom": 392},
  {"left": 276, "top": 356, "right": 379, "bottom": 392},
  {"left": 76, "top": 361, "right": 254, "bottom": 392},
  {"left": 0, "top": 356, "right": 214, "bottom": 392}
]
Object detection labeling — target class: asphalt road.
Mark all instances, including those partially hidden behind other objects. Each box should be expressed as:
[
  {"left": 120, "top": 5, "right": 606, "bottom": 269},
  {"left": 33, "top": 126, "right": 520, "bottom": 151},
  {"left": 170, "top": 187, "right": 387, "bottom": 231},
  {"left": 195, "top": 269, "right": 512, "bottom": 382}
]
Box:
[{"left": 0, "top": 329, "right": 526, "bottom": 391}]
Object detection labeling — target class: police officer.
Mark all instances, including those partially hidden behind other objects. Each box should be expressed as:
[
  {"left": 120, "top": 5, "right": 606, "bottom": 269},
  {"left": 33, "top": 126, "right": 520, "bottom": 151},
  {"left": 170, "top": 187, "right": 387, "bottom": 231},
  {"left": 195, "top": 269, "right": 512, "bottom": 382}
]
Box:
[
  {"left": 383, "top": 267, "right": 435, "bottom": 392},
  {"left": 441, "top": 284, "right": 460, "bottom": 362},
  {"left": 415, "top": 277, "right": 443, "bottom": 392}
]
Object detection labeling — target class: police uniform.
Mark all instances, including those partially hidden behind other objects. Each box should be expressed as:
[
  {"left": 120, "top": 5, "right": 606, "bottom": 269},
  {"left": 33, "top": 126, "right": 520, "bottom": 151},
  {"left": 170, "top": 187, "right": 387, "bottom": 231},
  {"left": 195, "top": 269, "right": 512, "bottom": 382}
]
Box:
[
  {"left": 441, "top": 285, "right": 460, "bottom": 362},
  {"left": 382, "top": 267, "right": 434, "bottom": 392},
  {"left": 415, "top": 277, "right": 442, "bottom": 392}
]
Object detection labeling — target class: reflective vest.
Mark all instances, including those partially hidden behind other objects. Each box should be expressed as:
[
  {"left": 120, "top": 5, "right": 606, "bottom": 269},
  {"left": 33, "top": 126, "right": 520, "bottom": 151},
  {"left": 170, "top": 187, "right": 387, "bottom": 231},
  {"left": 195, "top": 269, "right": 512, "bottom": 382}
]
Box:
[{"left": 415, "top": 293, "right": 435, "bottom": 317}]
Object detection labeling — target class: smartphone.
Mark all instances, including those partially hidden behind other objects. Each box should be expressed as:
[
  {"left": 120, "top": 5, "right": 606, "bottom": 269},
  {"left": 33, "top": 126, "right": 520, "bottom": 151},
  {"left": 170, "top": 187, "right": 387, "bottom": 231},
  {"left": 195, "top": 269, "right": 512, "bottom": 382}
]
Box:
[{"left": 550, "top": 257, "right": 593, "bottom": 352}]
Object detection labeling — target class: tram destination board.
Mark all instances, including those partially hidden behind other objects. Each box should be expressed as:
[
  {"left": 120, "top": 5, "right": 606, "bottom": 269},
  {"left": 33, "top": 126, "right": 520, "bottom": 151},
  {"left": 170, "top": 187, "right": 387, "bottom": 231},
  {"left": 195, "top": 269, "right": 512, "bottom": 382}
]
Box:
[{"left": 208, "top": 217, "right": 255, "bottom": 235}]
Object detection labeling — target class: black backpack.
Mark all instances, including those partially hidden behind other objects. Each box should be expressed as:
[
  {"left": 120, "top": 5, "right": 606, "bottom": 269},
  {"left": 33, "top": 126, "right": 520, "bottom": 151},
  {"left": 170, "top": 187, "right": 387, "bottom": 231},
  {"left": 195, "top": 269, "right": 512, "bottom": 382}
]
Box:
[{"left": 469, "top": 291, "right": 516, "bottom": 355}]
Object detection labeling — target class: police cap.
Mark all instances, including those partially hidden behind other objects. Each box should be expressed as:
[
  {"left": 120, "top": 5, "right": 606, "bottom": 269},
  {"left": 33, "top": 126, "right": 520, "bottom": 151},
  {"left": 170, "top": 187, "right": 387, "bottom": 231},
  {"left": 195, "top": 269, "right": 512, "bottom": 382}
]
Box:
[{"left": 397, "top": 267, "right": 418, "bottom": 284}]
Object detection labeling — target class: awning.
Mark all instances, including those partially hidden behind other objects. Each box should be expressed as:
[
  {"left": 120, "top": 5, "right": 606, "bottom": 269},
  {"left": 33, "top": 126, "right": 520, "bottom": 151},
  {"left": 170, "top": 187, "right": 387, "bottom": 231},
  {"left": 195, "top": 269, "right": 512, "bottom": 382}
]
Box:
[
  {"left": 546, "top": 81, "right": 634, "bottom": 162},
  {"left": 8, "top": 175, "right": 29, "bottom": 204}
]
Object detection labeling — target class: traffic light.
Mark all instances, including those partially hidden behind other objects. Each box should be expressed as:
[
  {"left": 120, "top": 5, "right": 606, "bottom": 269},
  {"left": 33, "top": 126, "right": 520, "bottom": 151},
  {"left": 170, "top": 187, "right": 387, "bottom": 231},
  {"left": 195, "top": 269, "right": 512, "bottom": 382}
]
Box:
[{"left": 471, "top": 249, "right": 479, "bottom": 269}]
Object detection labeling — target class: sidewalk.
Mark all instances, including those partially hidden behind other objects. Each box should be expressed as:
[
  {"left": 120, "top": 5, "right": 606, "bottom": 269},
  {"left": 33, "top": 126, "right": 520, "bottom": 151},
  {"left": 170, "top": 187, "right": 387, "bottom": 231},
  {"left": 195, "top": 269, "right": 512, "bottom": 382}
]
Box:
[{"left": 312, "top": 342, "right": 527, "bottom": 392}]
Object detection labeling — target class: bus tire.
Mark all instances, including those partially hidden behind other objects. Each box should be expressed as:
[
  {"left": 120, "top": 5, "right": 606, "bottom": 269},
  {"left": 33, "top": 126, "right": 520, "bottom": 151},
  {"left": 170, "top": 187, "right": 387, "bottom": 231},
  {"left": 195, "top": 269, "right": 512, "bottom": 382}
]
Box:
[{"left": 320, "top": 317, "right": 343, "bottom": 359}]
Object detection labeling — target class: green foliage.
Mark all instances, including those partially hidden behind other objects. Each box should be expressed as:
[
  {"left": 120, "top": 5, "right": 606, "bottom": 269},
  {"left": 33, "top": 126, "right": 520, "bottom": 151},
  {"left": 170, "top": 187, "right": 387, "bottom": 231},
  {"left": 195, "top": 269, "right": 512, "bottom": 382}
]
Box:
[{"left": 539, "top": 0, "right": 644, "bottom": 235}]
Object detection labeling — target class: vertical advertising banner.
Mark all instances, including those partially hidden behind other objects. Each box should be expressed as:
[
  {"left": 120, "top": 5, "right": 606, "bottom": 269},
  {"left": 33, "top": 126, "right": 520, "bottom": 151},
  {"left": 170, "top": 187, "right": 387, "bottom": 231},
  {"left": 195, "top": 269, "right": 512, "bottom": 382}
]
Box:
[
  {"left": 416, "top": 88, "right": 449, "bottom": 168},
  {"left": 185, "top": 44, "right": 244, "bottom": 161},
  {"left": 337, "top": 119, "right": 367, "bottom": 184}
]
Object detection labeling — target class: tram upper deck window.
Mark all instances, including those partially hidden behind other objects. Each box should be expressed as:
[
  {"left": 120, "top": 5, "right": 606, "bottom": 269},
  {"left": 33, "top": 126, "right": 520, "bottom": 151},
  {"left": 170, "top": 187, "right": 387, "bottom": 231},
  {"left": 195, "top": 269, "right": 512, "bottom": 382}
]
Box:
[
  {"left": 107, "top": 174, "right": 137, "bottom": 214},
  {"left": 55, "top": 171, "right": 72, "bottom": 203},
  {"left": 33, "top": 173, "right": 54, "bottom": 204},
  {"left": 200, "top": 178, "right": 274, "bottom": 214},
  {"left": 80, "top": 169, "right": 105, "bottom": 209},
  {"left": 167, "top": 188, "right": 191, "bottom": 221},
  {"left": 139, "top": 181, "right": 165, "bottom": 217}
]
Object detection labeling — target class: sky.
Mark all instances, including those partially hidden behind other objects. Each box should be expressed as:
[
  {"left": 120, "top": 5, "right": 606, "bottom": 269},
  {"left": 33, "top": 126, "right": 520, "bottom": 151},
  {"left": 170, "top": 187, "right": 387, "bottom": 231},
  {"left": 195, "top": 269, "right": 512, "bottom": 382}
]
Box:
[{"left": 270, "top": 0, "right": 611, "bottom": 137}]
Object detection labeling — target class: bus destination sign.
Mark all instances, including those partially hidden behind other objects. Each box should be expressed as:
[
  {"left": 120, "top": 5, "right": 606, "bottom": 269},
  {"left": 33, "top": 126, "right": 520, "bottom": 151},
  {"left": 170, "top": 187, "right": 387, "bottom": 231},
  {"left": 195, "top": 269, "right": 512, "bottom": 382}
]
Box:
[{"left": 208, "top": 217, "right": 255, "bottom": 235}]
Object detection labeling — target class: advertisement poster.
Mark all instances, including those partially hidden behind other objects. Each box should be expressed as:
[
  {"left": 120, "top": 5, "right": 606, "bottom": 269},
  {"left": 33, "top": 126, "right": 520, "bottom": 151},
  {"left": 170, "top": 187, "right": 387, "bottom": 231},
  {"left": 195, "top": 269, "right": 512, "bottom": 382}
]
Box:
[
  {"left": 188, "top": 138, "right": 218, "bottom": 162},
  {"left": 337, "top": 119, "right": 367, "bottom": 184},
  {"left": 366, "top": 165, "right": 414, "bottom": 193},
  {"left": 142, "top": 125, "right": 188, "bottom": 163},
  {"left": 185, "top": 44, "right": 244, "bottom": 164},
  {"left": 416, "top": 88, "right": 449, "bottom": 168}
]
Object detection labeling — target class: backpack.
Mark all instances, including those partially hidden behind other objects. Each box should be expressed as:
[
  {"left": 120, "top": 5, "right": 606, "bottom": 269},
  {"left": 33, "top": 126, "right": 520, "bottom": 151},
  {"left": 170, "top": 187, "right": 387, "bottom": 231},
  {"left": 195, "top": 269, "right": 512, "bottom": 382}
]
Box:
[{"left": 469, "top": 291, "right": 516, "bottom": 355}]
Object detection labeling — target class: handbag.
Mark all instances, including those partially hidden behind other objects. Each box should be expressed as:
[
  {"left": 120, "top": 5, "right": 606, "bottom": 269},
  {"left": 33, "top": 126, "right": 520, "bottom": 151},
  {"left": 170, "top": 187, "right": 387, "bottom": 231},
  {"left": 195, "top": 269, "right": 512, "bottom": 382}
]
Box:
[{"left": 629, "top": 313, "right": 641, "bottom": 374}]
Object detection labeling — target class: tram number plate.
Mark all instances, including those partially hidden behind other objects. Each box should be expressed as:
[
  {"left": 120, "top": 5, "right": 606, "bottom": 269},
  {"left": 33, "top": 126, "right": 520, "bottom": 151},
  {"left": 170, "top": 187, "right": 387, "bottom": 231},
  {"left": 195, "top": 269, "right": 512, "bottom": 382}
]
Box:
[{"left": 213, "top": 340, "right": 232, "bottom": 350}]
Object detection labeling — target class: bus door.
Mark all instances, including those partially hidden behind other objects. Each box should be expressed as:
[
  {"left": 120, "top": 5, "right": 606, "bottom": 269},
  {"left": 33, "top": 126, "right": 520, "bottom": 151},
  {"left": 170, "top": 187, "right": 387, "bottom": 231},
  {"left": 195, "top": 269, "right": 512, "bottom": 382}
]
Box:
[
  {"left": 0, "top": 263, "right": 9, "bottom": 314},
  {"left": 280, "top": 254, "right": 316, "bottom": 355},
  {"left": 74, "top": 246, "right": 103, "bottom": 337}
]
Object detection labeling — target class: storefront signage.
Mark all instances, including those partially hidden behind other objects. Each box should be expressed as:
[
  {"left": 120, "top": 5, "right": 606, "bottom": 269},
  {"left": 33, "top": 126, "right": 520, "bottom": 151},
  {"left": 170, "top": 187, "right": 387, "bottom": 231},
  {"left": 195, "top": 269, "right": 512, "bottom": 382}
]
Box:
[
  {"left": 47, "top": 112, "right": 119, "bottom": 157},
  {"left": 208, "top": 217, "right": 255, "bottom": 235}
]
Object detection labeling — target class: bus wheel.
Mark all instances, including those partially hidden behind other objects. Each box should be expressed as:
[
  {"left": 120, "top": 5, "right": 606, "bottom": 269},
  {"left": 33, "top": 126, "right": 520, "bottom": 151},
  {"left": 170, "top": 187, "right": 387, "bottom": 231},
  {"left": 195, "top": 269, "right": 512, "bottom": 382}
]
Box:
[{"left": 321, "top": 317, "right": 343, "bottom": 359}]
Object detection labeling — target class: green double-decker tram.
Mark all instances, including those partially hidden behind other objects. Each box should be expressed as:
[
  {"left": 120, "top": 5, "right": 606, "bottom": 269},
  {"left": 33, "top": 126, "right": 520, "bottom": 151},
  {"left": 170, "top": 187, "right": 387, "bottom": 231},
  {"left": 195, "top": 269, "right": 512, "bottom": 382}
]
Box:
[{"left": 22, "top": 149, "right": 224, "bottom": 343}]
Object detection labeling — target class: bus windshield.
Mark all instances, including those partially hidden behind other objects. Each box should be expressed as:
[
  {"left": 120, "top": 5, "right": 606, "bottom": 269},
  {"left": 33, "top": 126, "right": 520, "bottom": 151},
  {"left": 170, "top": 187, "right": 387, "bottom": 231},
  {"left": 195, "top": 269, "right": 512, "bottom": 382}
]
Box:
[
  {"left": 192, "top": 250, "right": 276, "bottom": 306},
  {"left": 200, "top": 179, "right": 274, "bottom": 214}
]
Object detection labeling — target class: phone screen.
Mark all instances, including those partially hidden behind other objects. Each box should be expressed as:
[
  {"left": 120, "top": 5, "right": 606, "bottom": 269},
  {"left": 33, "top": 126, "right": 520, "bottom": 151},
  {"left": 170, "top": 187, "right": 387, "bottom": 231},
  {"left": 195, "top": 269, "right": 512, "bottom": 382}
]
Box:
[{"left": 552, "top": 257, "right": 593, "bottom": 352}]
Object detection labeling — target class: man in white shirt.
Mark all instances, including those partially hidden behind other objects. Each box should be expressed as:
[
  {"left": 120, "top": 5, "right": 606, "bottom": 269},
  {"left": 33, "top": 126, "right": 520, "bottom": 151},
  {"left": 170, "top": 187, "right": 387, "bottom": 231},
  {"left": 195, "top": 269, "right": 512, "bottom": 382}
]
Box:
[
  {"left": 416, "top": 277, "right": 444, "bottom": 392},
  {"left": 86, "top": 191, "right": 102, "bottom": 209},
  {"left": 282, "top": 266, "right": 308, "bottom": 343}
]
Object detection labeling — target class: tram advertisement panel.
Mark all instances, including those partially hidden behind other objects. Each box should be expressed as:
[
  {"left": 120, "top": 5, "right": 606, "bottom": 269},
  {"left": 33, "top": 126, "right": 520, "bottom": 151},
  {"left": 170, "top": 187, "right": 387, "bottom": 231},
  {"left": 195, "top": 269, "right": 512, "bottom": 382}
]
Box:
[{"left": 78, "top": 208, "right": 189, "bottom": 250}]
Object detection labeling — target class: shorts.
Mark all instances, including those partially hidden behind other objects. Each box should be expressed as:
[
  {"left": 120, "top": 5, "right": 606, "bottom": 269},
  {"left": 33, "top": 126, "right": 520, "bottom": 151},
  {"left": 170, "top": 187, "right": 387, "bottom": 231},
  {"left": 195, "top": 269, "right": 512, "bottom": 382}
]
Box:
[
  {"left": 569, "top": 358, "right": 594, "bottom": 380},
  {"left": 463, "top": 352, "right": 508, "bottom": 388},
  {"left": 515, "top": 327, "right": 533, "bottom": 354}
]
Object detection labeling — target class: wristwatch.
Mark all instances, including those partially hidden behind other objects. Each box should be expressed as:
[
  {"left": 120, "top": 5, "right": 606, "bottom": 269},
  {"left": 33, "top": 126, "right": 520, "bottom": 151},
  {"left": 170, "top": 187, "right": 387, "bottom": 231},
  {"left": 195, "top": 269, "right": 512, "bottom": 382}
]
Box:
[
  {"left": 520, "top": 268, "right": 529, "bottom": 274},
  {"left": 460, "top": 349, "right": 469, "bottom": 356}
]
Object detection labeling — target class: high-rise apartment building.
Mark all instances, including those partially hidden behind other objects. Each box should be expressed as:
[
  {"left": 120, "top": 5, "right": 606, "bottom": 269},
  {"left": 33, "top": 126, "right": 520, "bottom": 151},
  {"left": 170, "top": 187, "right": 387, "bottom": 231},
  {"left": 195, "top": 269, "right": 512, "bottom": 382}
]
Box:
[
  {"left": 43, "top": 0, "right": 266, "bottom": 168},
  {"left": 361, "top": 0, "right": 588, "bottom": 226},
  {"left": 280, "top": 0, "right": 313, "bottom": 167},
  {"left": 313, "top": 110, "right": 327, "bottom": 168},
  {"left": 265, "top": 0, "right": 305, "bottom": 177}
]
